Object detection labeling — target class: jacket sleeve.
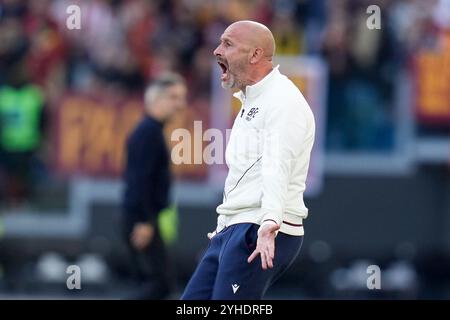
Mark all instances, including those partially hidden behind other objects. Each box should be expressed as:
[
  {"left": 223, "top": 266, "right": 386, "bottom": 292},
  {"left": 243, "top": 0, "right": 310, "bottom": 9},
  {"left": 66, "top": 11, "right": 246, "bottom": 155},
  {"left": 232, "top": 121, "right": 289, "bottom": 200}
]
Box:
[{"left": 260, "top": 101, "right": 309, "bottom": 226}]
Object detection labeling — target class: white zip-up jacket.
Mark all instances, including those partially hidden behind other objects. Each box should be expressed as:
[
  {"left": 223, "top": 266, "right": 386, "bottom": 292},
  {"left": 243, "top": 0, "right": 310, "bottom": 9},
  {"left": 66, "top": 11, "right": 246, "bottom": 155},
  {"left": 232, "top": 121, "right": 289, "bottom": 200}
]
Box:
[{"left": 216, "top": 65, "right": 315, "bottom": 236}]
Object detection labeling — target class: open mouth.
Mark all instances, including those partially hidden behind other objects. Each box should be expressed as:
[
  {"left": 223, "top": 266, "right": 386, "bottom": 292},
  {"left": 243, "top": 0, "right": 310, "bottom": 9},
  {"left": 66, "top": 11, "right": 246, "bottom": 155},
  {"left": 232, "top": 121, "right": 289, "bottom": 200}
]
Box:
[{"left": 217, "top": 61, "right": 228, "bottom": 81}]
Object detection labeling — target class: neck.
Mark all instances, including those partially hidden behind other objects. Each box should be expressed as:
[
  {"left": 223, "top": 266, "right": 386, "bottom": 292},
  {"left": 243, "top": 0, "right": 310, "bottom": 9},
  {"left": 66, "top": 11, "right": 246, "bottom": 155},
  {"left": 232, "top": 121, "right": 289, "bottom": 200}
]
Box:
[
  {"left": 146, "top": 108, "right": 165, "bottom": 124},
  {"left": 238, "top": 63, "right": 273, "bottom": 93}
]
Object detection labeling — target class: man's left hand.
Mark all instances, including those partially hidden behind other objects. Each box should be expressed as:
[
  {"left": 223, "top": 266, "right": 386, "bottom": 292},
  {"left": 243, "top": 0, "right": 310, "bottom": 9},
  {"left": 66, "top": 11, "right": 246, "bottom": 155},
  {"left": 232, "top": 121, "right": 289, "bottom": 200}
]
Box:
[{"left": 247, "top": 223, "right": 280, "bottom": 270}]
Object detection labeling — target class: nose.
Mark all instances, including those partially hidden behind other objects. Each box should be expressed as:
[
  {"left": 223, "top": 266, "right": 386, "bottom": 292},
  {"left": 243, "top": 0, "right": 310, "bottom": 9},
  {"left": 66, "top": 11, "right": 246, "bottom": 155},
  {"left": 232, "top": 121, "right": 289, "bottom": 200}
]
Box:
[{"left": 213, "top": 44, "right": 222, "bottom": 57}]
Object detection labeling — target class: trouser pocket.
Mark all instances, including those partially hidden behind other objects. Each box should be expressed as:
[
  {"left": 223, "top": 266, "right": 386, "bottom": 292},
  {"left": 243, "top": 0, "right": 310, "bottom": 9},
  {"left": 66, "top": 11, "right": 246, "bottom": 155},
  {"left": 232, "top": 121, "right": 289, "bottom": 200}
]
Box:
[{"left": 243, "top": 223, "right": 259, "bottom": 254}]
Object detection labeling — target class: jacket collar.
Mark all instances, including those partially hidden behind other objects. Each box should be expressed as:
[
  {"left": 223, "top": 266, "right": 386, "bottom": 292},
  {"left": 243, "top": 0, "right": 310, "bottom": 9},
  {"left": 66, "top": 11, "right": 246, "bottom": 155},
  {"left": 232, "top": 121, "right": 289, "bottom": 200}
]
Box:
[{"left": 233, "top": 65, "right": 280, "bottom": 102}]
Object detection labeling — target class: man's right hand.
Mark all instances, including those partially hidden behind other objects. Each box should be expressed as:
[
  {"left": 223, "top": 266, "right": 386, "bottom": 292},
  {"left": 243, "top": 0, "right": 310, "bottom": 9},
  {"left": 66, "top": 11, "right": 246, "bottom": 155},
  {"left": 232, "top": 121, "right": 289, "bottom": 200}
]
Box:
[
  {"left": 247, "top": 222, "right": 280, "bottom": 270},
  {"left": 131, "top": 223, "right": 155, "bottom": 250}
]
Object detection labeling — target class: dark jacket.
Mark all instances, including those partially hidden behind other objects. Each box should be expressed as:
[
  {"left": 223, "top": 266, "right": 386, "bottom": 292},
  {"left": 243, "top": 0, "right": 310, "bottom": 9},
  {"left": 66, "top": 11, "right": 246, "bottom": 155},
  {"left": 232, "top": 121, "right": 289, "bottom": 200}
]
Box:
[{"left": 122, "top": 115, "right": 171, "bottom": 225}]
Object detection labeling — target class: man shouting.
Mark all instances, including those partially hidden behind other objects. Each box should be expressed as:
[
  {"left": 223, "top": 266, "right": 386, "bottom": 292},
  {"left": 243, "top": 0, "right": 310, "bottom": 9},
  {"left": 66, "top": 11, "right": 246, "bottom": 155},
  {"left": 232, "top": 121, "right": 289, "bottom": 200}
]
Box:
[{"left": 182, "top": 20, "right": 315, "bottom": 300}]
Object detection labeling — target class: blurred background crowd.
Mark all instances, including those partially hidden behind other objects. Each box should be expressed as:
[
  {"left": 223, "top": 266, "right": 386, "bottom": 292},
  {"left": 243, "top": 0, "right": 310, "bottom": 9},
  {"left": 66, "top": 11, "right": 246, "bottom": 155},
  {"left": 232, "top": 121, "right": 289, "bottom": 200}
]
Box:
[{"left": 0, "top": 0, "right": 449, "bottom": 299}]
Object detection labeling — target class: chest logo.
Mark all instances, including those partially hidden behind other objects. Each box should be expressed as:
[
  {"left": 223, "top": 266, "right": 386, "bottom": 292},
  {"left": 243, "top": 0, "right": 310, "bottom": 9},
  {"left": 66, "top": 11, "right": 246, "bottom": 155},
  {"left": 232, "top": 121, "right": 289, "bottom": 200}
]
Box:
[{"left": 245, "top": 107, "right": 259, "bottom": 121}]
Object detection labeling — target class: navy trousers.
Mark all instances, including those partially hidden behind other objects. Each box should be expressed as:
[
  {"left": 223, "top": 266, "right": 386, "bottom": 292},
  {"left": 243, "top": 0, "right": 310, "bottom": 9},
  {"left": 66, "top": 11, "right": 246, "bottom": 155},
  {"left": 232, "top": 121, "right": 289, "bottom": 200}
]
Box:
[{"left": 181, "top": 223, "right": 303, "bottom": 300}]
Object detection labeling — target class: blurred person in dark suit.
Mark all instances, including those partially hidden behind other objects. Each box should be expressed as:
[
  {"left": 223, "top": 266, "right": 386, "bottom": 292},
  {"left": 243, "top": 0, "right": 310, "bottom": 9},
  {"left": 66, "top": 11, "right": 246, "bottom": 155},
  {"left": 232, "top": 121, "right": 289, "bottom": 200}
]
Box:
[{"left": 122, "top": 73, "right": 186, "bottom": 300}]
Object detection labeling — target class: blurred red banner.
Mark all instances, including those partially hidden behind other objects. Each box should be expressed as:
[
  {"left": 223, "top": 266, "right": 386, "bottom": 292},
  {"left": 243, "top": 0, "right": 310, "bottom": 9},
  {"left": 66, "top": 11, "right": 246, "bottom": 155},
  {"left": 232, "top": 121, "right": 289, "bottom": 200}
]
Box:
[
  {"left": 53, "top": 94, "right": 143, "bottom": 176},
  {"left": 53, "top": 93, "right": 209, "bottom": 179}
]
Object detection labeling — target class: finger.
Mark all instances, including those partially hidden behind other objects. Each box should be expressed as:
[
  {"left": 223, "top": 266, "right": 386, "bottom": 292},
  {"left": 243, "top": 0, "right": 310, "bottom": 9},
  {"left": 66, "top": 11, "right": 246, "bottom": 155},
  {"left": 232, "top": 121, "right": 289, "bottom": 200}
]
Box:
[
  {"left": 266, "top": 250, "right": 274, "bottom": 268},
  {"left": 269, "top": 243, "right": 275, "bottom": 260},
  {"left": 248, "top": 250, "right": 259, "bottom": 263},
  {"left": 260, "top": 251, "right": 267, "bottom": 270},
  {"left": 207, "top": 233, "right": 213, "bottom": 239}
]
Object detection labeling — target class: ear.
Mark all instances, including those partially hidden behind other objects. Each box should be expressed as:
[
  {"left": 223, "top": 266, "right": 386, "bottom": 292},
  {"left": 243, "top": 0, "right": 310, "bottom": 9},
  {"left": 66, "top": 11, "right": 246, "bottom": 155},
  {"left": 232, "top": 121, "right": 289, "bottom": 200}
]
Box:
[{"left": 249, "top": 47, "right": 263, "bottom": 64}]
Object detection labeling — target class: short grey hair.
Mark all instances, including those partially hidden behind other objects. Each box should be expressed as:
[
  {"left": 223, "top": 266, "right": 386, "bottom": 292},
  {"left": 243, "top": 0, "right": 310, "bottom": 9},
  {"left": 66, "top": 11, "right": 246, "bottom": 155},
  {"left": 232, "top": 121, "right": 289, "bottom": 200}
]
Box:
[{"left": 144, "top": 72, "right": 186, "bottom": 106}]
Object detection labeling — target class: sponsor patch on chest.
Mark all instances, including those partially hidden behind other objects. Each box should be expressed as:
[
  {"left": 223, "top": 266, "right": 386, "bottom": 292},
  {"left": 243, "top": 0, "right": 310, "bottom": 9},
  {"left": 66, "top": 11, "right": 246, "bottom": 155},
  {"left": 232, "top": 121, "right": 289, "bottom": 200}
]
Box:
[{"left": 245, "top": 107, "right": 259, "bottom": 121}]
